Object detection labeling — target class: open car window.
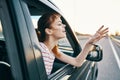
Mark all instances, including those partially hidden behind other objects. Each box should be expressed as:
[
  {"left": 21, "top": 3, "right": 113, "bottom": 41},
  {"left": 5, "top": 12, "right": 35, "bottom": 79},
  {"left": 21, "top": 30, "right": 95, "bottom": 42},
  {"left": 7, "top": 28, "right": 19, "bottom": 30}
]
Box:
[
  {"left": 31, "top": 15, "right": 74, "bottom": 56},
  {"left": 26, "top": 1, "right": 77, "bottom": 74},
  {"left": 28, "top": 4, "right": 74, "bottom": 57}
]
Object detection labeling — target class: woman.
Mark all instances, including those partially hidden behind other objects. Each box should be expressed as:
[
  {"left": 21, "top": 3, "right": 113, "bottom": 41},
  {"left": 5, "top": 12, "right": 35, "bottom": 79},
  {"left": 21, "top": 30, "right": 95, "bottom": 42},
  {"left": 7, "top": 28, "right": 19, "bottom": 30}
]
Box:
[{"left": 36, "top": 11, "right": 109, "bottom": 75}]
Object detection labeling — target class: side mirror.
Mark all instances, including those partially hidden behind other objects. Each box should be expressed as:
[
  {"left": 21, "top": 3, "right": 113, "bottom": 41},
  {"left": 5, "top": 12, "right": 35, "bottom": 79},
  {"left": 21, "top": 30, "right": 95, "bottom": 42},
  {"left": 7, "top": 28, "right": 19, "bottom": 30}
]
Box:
[{"left": 86, "top": 44, "right": 103, "bottom": 62}]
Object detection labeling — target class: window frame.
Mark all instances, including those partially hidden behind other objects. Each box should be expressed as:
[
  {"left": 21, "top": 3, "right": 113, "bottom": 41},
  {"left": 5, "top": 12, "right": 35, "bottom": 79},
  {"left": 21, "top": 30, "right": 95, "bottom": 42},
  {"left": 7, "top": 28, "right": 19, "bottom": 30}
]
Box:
[{"left": 27, "top": 0, "right": 82, "bottom": 57}]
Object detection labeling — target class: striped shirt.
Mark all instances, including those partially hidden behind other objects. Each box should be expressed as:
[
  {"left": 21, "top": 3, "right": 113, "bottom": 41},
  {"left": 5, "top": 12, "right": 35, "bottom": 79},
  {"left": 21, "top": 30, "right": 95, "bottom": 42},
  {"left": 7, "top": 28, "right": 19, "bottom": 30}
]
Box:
[{"left": 39, "top": 42, "right": 55, "bottom": 75}]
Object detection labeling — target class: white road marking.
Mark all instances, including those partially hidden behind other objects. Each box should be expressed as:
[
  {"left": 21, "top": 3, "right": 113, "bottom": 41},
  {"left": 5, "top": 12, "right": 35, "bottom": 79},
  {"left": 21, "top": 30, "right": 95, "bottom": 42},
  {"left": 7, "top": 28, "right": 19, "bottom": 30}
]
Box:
[{"left": 109, "top": 38, "right": 120, "bottom": 70}]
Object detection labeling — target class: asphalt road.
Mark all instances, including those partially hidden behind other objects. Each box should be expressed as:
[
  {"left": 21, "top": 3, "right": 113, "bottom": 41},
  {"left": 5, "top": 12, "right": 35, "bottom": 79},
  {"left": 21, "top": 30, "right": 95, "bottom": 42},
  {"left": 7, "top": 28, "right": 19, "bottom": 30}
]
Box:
[
  {"left": 79, "top": 37, "right": 120, "bottom": 80},
  {"left": 97, "top": 38, "right": 120, "bottom": 80}
]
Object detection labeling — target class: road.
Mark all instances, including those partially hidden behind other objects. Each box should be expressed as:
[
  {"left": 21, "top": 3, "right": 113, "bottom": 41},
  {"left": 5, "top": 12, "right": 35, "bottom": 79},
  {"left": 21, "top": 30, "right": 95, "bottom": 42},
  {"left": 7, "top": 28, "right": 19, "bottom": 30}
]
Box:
[
  {"left": 78, "top": 36, "right": 120, "bottom": 80},
  {"left": 97, "top": 38, "right": 120, "bottom": 80}
]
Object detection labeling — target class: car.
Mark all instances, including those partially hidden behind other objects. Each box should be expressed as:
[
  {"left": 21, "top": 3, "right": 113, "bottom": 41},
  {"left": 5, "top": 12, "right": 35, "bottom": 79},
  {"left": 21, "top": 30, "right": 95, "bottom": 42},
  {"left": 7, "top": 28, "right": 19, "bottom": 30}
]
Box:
[{"left": 0, "top": 0, "right": 103, "bottom": 80}]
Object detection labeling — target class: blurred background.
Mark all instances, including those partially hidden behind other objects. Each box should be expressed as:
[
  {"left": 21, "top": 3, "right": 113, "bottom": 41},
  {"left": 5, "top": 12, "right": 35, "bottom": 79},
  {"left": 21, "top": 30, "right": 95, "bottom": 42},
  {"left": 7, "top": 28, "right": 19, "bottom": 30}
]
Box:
[
  {"left": 51, "top": 0, "right": 120, "bottom": 36},
  {"left": 51, "top": 1, "right": 120, "bottom": 80}
]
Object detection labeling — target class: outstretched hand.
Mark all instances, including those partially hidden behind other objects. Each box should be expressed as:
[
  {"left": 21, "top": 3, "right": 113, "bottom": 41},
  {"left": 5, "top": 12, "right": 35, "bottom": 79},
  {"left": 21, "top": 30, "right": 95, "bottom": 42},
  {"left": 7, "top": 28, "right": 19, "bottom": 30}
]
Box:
[{"left": 88, "top": 25, "right": 109, "bottom": 44}]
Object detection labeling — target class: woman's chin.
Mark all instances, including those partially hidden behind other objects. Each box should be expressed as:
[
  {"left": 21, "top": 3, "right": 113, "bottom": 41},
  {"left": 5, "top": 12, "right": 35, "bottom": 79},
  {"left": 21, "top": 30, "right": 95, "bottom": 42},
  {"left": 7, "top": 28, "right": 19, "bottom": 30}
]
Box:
[{"left": 60, "top": 35, "right": 66, "bottom": 39}]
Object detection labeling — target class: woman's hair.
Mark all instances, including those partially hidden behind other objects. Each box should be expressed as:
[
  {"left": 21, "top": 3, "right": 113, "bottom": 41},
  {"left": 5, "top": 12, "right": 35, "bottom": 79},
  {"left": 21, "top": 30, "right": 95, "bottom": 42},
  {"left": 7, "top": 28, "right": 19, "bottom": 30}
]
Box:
[
  {"left": 36, "top": 11, "right": 61, "bottom": 57},
  {"left": 52, "top": 45, "right": 61, "bottom": 57},
  {"left": 37, "top": 11, "right": 61, "bottom": 42}
]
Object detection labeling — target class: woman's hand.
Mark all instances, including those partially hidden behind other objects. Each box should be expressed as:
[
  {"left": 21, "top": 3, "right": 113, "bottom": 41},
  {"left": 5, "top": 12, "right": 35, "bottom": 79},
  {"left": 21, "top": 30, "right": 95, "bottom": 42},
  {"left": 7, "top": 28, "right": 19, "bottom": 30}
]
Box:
[{"left": 88, "top": 25, "right": 109, "bottom": 44}]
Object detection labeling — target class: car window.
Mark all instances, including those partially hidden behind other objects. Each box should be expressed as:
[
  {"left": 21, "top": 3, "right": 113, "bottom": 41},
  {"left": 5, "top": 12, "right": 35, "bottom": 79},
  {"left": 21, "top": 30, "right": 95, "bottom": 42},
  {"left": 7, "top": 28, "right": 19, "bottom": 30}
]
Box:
[
  {"left": 28, "top": 4, "right": 74, "bottom": 56},
  {"left": 58, "top": 38, "right": 73, "bottom": 55}
]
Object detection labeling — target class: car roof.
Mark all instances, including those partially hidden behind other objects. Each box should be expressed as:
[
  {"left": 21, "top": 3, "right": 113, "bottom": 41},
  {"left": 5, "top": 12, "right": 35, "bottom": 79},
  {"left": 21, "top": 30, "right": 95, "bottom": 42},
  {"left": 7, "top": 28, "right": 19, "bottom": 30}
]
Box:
[{"left": 26, "top": 0, "right": 63, "bottom": 16}]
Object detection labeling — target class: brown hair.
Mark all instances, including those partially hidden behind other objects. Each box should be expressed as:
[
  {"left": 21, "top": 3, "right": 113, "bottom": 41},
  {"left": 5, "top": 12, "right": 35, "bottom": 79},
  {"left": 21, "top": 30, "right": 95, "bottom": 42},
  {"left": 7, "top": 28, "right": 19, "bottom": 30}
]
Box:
[
  {"left": 52, "top": 45, "right": 61, "bottom": 57},
  {"left": 37, "top": 11, "right": 61, "bottom": 42},
  {"left": 36, "top": 12, "right": 61, "bottom": 57}
]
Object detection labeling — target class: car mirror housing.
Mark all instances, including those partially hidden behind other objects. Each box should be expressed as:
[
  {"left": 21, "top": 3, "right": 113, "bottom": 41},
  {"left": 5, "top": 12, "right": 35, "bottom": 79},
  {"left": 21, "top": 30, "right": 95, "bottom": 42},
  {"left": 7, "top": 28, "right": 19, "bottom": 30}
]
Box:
[{"left": 86, "top": 44, "right": 103, "bottom": 62}]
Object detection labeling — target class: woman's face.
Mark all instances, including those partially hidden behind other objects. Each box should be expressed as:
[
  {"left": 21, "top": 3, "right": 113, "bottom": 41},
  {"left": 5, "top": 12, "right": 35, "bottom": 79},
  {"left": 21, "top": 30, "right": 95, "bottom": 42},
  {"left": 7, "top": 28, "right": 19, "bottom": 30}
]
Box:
[{"left": 48, "top": 16, "right": 66, "bottom": 40}]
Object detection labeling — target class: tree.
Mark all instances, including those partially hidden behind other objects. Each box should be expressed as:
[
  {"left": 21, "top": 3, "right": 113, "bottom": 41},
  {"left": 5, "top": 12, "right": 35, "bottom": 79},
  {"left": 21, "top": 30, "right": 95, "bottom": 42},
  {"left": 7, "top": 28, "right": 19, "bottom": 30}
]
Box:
[{"left": 115, "top": 31, "right": 120, "bottom": 36}]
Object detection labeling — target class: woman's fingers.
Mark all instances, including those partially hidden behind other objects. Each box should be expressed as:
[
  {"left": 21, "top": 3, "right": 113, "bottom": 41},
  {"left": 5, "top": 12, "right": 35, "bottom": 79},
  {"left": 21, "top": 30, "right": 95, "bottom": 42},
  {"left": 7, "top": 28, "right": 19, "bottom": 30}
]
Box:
[
  {"left": 96, "top": 25, "right": 109, "bottom": 35},
  {"left": 96, "top": 25, "right": 104, "bottom": 33},
  {"left": 101, "top": 30, "right": 109, "bottom": 35},
  {"left": 100, "top": 28, "right": 109, "bottom": 34},
  {"left": 88, "top": 25, "right": 109, "bottom": 44}
]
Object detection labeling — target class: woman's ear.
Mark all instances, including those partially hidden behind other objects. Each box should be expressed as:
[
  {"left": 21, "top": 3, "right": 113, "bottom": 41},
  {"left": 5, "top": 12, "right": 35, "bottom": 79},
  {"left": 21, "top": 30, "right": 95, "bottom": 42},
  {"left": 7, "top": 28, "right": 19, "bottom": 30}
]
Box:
[{"left": 45, "top": 28, "right": 53, "bottom": 35}]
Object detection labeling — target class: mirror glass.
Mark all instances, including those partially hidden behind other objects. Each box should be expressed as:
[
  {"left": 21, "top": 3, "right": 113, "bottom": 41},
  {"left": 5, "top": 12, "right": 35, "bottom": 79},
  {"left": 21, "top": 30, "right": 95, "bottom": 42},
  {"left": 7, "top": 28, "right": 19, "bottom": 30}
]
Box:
[{"left": 86, "top": 44, "right": 103, "bottom": 62}]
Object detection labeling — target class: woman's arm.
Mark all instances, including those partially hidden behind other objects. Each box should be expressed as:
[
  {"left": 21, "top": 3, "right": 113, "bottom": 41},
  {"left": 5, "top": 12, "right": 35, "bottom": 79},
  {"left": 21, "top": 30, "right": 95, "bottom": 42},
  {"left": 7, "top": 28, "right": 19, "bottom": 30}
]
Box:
[
  {"left": 56, "top": 25, "right": 109, "bottom": 67},
  {"left": 56, "top": 42, "right": 92, "bottom": 67}
]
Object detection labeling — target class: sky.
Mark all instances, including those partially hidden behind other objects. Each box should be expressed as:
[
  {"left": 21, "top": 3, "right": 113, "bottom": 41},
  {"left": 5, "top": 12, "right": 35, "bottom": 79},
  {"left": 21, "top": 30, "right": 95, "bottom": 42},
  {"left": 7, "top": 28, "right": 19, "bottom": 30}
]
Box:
[{"left": 51, "top": 0, "right": 120, "bottom": 35}]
